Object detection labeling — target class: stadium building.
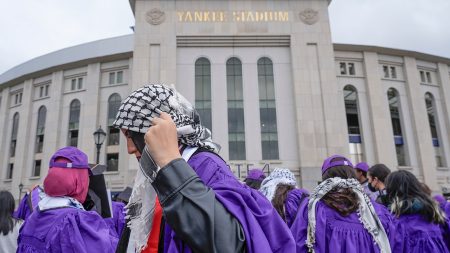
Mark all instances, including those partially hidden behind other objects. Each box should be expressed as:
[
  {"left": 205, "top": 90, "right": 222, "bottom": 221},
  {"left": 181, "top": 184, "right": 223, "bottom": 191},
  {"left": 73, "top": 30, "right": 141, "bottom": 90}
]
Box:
[{"left": 1, "top": 0, "right": 450, "bottom": 197}]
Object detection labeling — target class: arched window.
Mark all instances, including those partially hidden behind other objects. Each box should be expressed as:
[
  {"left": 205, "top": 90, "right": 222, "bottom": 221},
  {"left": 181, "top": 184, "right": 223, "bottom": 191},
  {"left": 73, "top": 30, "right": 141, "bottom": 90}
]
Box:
[
  {"left": 10, "top": 112, "right": 19, "bottom": 157},
  {"left": 68, "top": 99, "right": 81, "bottom": 147},
  {"left": 35, "top": 106, "right": 47, "bottom": 154},
  {"left": 8, "top": 112, "right": 19, "bottom": 179},
  {"left": 107, "top": 93, "right": 121, "bottom": 146},
  {"left": 195, "top": 57, "right": 212, "bottom": 131},
  {"left": 227, "top": 57, "right": 246, "bottom": 160},
  {"left": 258, "top": 57, "right": 279, "bottom": 160},
  {"left": 425, "top": 92, "right": 445, "bottom": 167},
  {"left": 387, "top": 88, "right": 408, "bottom": 166},
  {"left": 343, "top": 85, "right": 363, "bottom": 162}
]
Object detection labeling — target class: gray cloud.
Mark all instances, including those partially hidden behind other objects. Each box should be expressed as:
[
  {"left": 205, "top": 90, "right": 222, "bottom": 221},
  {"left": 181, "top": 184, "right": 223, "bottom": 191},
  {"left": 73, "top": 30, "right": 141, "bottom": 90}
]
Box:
[{"left": 1, "top": 0, "right": 449, "bottom": 74}]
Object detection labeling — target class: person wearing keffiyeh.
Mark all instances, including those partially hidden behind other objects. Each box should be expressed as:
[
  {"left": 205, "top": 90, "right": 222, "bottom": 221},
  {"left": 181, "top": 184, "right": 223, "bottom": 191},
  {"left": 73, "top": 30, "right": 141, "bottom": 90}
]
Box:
[
  {"left": 259, "top": 168, "right": 309, "bottom": 227},
  {"left": 113, "top": 84, "right": 295, "bottom": 253},
  {"left": 289, "top": 155, "right": 395, "bottom": 253}
]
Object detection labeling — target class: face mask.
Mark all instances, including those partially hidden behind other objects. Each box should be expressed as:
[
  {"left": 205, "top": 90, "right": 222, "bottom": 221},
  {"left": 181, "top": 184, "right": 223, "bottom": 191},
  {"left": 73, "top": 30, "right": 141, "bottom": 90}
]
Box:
[{"left": 368, "top": 181, "right": 377, "bottom": 192}]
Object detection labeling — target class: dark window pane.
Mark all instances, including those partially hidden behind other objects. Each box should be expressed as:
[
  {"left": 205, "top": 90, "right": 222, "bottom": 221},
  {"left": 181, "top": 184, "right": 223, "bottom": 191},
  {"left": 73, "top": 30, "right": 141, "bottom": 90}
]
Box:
[
  {"left": 344, "top": 86, "right": 361, "bottom": 135},
  {"left": 108, "top": 127, "right": 120, "bottom": 146},
  {"left": 107, "top": 153, "right": 119, "bottom": 171},
  {"left": 33, "top": 160, "right": 41, "bottom": 177},
  {"left": 69, "top": 130, "right": 78, "bottom": 147},
  {"left": 7, "top": 163, "right": 14, "bottom": 179},
  {"left": 195, "top": 58, "right": 212, "bottom": 133}
]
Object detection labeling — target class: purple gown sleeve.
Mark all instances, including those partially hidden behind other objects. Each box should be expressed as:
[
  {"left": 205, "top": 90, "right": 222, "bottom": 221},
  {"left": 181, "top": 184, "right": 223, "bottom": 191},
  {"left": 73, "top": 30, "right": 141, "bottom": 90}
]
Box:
[
  {"left": 51, "top": 211, "right": 119, "bottom": 253},
  {"left": 13, "top": 193, "right": 32, "bottom": 220}
]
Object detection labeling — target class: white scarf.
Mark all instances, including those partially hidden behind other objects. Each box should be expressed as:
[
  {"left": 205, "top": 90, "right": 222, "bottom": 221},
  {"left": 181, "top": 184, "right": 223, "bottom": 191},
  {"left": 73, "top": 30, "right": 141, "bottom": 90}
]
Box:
[
  {"left": 306, "top": 177, "right": 391, "bottom": 253},
  {"left": 259, "top": 168, "right": 297, "bottom": 202}
]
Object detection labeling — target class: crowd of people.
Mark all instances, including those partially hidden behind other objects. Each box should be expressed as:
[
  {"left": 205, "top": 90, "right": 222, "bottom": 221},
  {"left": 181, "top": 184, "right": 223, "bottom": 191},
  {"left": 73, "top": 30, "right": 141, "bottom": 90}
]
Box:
[{"left": 1, "top": 83, "right": 450, "bottom": 253}]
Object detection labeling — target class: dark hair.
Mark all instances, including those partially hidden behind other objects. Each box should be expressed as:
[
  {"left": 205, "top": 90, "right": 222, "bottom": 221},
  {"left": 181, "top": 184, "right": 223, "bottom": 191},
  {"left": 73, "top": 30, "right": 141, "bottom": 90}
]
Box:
[
  {"left": 368, "top": 164, "right": 391, "bottom": 183},
  {"left": 356, "top": 169, "right": 367, "bottom": 178},
  {"left": 128, "top": 131, "right": 146, "bottom": 153},
  {"left": 321, "top": 159, "right": 359, "bottom": 216},
  {"left": 272, "top": 184, "right": 295, "bottom": 221},
  {"left": 244, "top": 179, "right": 263, "bottom": 190},
  {"left": 0, "top": 191, "right": 17, "bottom": 235},
  {"left": 385, "top": 170, "right": 445, "bottom": 224},
  {"left": 420, "top": 183, "right": 432, "bottom": 196}
]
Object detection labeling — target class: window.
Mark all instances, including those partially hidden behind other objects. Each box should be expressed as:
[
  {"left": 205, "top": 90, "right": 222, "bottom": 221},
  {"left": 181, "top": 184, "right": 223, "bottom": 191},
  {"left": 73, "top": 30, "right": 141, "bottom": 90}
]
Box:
[
  {"left": 226, "top": 57, "right": 246, "bottom": 160},
  {"left": 39, "top": 86, "right": 44, "bottom": 97},
  {"left": 390, "top": 66, "right": 397, "bottom": 79},
  {"left": 426, "top": 72, "right": 432, "bottom": 83},
  {"left": 45, "top": 85, "right": 49, "bottom": 96},
  {"left": 14, "top": 92, "right": 23, "bottom": 105},
  {"left": 339, "top": 62, "right": 356, "bottom": 76},
  {"left": 68, "top": 99, "right": 80, "bottom": 147},
  {"left": 71, "top": 78, "right": 83, "bottom": 91},
  {"left": 340, "top": 62, "right": 347, "bottom": 75},
  {"left": 344, "top": 85, "right": 363, "bottom": 163},
  {"left": 108, "top": 71, "right": 124, "bottom": 85},
  {"left": 348, "top": 63, "right": 355, "bottom": 75},
  {"left": 35, "top": 106, "right": 46, "bottom": 153},
  {"left": 425, "top": 93, "right": 445, "bottom": 167},
  {"left": 419, "top": 70, "right": 433, "bottom": 84},
  {"left": 10, "top": 113, "right": 19, "bottom": 157},
  {"left": 382, "top": 65, "right": 398, "bottom": 79},
  {"left": 383, "top": 66, "right": 389, "bottom": 78},
  {"left": 33, "top": 160, "right": 41, "bottom": 177},
  {"left": 7, "top": 163, "right": 14, "bottom": 179},
  {"left": 258, "top": 57, "right": 279, "bottom": 160},
  {"left": 195, "top": 58, "right": 212, "bottom": 131},
  {"left": 107, "top": 94, "right": 121, "bottom": 146},
  {"left": 387, "top": 88, "right": 408, "bottom": 166},
  {"left": 106, "top": 153, "right": 119, "bottom": 172},
  {"left": 420, "top": 71, "right": 426, "bottom": 83}
]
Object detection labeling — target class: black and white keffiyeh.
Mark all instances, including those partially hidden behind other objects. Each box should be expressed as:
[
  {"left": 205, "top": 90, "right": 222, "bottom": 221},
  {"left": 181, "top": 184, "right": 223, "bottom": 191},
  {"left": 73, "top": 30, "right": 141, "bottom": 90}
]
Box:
[
  {"left": 113, "top": 84, "right": 220, "bottom": 152},
  {"left": 259, "top": 168, "right": 297, "bottom": 202},
  {"left": 306, "top": 178, "right": 391, "bottom": 253},
  {"left": 113, "top": 84, "right": 220, "bottom": 252}
]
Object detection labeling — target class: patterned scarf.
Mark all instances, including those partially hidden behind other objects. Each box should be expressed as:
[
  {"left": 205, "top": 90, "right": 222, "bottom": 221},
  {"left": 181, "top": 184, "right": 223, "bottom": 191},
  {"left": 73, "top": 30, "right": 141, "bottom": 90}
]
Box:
[
  {"left": 306, "top": 177, "right": 391, "bottom": 253},
  {"left": 113, "top": 84, "right": 219, "bottom": 252},
  {"left": 259, "top": 168, "right": 297, "bottom": 202},
  {"left": 113, "top": 84, "right": 220, "bottom": 152}
]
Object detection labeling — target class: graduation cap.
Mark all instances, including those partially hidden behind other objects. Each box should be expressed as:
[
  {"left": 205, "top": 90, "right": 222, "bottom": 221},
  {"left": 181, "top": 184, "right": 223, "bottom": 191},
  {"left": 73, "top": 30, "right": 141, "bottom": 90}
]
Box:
[
  {"left": 83, "top": 164, "right": 112, "bottom": 218},
  {"left": 116, "top": 187, "right": 132, "bottom": 204}
]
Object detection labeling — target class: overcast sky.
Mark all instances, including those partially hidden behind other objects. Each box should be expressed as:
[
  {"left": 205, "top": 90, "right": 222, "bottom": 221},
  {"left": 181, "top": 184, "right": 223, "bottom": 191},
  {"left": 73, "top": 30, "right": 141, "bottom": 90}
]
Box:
[{"left": 1, "top": 0, "right": 449, "bottom": 74}]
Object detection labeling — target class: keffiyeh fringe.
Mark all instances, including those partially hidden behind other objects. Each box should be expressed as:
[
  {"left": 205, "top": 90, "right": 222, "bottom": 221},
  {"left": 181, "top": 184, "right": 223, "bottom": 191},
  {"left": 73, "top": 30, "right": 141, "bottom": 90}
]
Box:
[{"left": 306, "top": 178, "right": 391, "bottom": 253}]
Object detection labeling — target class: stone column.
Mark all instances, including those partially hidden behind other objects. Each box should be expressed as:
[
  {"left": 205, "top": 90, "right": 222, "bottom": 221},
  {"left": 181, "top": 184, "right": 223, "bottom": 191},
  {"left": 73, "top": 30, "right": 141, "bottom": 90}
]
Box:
[
  {"left": 437, "top": 63, "right": 450, "bottom": 167},
  {"left": 0, "top": 88, "right": 10, "bottom": 183},
  {"left": 403, "top": 56, "right": 437, "bottom": 190},
  {"left": 362, "top": 51, "right": 397, "bottom": 169},
  {"left": 79, "top": 63, "right": 101, "bottom": 164}
]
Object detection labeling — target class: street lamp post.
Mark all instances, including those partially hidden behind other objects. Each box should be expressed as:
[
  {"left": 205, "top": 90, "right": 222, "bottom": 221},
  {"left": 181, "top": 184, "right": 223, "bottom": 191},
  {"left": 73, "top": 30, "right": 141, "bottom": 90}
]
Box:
[
  {"left": 18, "top": 182, "right": 24, "bottom": 202},
  {"left": 93, "top": 126, "right": 107, "bottom": 164}
]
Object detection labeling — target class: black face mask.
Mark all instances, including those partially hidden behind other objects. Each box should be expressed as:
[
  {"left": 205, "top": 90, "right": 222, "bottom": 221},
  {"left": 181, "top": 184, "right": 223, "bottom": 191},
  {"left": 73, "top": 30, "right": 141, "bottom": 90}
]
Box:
[{"left": 368, "top": 181, "right": 377, "bottom": 192}]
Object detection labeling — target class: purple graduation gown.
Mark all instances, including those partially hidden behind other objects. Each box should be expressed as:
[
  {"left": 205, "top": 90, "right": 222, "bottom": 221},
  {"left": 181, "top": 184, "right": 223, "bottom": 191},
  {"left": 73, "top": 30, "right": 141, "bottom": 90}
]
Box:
[
  {"left": 163, "top": 151, "right": 295, "bottom": 253},
  {"left": 17, "top": 207, "right": 119, "bottom": 253},
  {"left": 392, "top": 214, "right": 450, "bottom": 253},
  {"left": 14, "top": 187, "right": 41, "bottom": 220},
  {"left": 104, "top": 201, "right": 126, "bottom": 238},
  {"left": 289, "top": 196, "right": 395, "bottom": 253},
  {"left": 285, "top": 189, "right": 309, "bottom": 227}
]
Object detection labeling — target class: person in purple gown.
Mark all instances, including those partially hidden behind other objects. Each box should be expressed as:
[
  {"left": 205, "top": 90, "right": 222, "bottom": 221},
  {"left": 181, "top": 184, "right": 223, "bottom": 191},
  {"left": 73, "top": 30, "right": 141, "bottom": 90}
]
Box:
[
  {"left": 17, "top": 147, "right": 118, "bottom": 253},
  {"left": 13, "top": 186, "right": 43, "bottom": 220},
  {"left": 385, "top": 170, "right": 450, "bottom": 253},
  {"left": 244, "top": 168, "right": 266, "bottom": 190},
  {"left": 290, "top": 155, "right": 394, "bottom": 253},
  {"left": 259, "top": 168, "right": 309, "bottom": 227},
  {"left": 104, "top": 201, "right": 126, "bottom": 238},
  {"left": 113, "top": 84, "right": 295, "bottom": 252}
]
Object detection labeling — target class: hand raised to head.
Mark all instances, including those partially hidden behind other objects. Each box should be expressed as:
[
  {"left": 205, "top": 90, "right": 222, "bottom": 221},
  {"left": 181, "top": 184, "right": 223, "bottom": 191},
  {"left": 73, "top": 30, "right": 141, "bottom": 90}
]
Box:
[{"left": 144, "top": 112, "right": 182, "bottom": 168}]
